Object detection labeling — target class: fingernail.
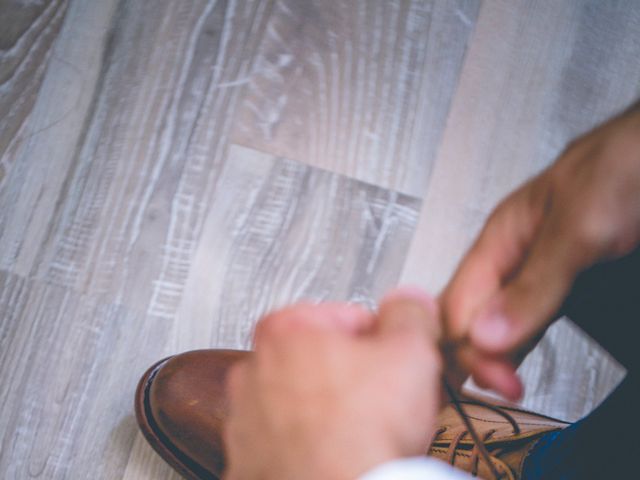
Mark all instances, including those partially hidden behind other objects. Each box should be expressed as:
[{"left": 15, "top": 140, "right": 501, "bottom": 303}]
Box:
[
  {"left": 381, "top": 286, "right": 437, "bottom": 313},
  {"left": 471, "top": 311, "right": 511, "bottom": 350}
]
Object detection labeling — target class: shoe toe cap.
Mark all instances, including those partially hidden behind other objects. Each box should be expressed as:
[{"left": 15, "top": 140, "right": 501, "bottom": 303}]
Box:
[{"left": 149, "top": 349, "right": 246, "bottom": 477}]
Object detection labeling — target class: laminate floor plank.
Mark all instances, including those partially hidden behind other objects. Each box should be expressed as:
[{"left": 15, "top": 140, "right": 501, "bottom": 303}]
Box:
[
  {"left": 230, "top": 0, "right": 481, "bottom": 197},
  {"left": 122, "top": 435, "right": 183, "bottom": 480},
  {"left": 512, "top": 318, "right": 624, "bottom": 422},
  {"left": 0, "top": 0, "right": 69, "bottom": 169},
  {"left": 402, "top": 0, "right": 640, "bottom": 294},
  {"left": 2, "top": 0, "right": 638, "bottom": 477},
  {"left": 0, "top": 270, "right": 172, "bottom": 479},
  {"left": 1, "top": 0, "right": 274, "bottom": 319},
  {"left": 400, "top": 0, "right": 638, "bottom": 421},
  {"left": 0, "top": 141, "right": 422, "bottom": 479},
  {"left": 0, "top": 0, "right": 120, "bottom": 272},
  {"left": 125, "top": 144, "right": 423, "bottom": 478},
  {"left": 0, "top": 2, "right": 426, "bottom": 474},
  {"left": 172, "top": 144, "right": 421, "bottom": 352}
]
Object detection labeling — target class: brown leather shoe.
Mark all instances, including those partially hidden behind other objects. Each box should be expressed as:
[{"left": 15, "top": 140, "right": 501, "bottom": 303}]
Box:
[
  {"left": 135, "top": 349, "right": 246, "bottom": 480},
  {"left": 428, "top": 401, "right": 569, "bottom": 479},
  {"left": 135, "top": 350, "right": 569, "bottom": 480}
]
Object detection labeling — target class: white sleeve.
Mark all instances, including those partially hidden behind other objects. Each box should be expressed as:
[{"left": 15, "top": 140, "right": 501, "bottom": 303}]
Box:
[{"left": 359, "top": 457, "right": 473, "bottom": 480}]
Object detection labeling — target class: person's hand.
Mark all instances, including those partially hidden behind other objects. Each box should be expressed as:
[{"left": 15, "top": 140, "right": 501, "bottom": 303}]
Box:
[
  {"left": 224, "top": 291, "right": 442, "bottom": 480},
  {"left": 441, "top": 103, "right": 640, "bottom": 400}
]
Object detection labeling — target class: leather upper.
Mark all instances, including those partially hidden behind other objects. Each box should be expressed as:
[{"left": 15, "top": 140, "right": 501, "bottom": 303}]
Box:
[
  {"left": 429, "top": 401, "right": 570, "bottom": 479},
  {"left": 142, "top": 349, "right": 570, "bottom": 480},
  {"left": 148, "top": 350, "right": 245, "bottom": 477}
]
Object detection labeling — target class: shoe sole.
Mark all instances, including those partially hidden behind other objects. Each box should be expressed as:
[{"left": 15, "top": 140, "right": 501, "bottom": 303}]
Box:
[{"left": 135, "top": 357, "right": 218, "bottom": 480}]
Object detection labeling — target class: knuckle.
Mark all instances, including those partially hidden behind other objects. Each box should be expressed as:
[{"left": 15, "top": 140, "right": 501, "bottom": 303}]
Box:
[
  {"left": 570, "top": 207, "right": 613, "bottom": 252},
  {"left": 254, "top": 303, "right": 322, "bottom": 345},
  {"left": 262, "top": 314, "right": 287, "bottom": 335},
  {"left": 255, "top": 310, "right": 295, "bottom": 340},
  {"left": 572, "top": 207, "right": 638, "bottom": 259}
]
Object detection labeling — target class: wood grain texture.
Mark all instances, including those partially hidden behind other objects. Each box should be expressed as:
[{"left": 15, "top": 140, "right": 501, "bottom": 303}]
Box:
[
  {"left": 125, "top": 144, "right": 422, "bottom": 478},
  {"left": 513, "top": 319, "right": 624, "bottom": 422},
  {"left": 0, "top": 0, "right": 68, "bottom": 180},
  {"left": 230, "top": 0, "right": 481, "bottom": 197},
  {"left": 466, "top": 318, "right": 625, "bottom": 422},
  {"left": 123, "top": 434, "right": 183, "bottom": 480},
  {"left": 172, "top": 144, "right": 421, "bottom": 352},
  {"left": 2, "top": 0, "right": 638, "bottom": 477},
  {"left": 0, "top": 1, "right": 425, "bottom": 476},
  {"left": 0, "top": 0, "right": 120, "bottom": 273},
  {"left": 0, "top": 270, "right": 171, "bottom": 479},
  {"left": 1, "top": 0, "right": 274, "bottom": 315},
  {"left": 400, "top": 0, "right": 638, "bottom": 420},
  {"left": 402, "top": 0, "right": 640, "bottom": 294},
  {"left": 0, "top": 125, "right": 421, "bottom": 479}
]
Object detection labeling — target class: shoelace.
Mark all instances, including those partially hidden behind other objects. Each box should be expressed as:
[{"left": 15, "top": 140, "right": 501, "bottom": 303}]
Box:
[{"left": 436, "top": 382, "right": 521, "bottom": 479}]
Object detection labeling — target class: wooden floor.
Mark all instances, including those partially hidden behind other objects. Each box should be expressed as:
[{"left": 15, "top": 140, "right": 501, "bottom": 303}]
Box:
[{"left": 1, "top": 1, "right": 638, "bottom": 478}]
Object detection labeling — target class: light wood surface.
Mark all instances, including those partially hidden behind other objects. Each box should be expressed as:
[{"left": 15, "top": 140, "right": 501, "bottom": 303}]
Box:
[
  {"left": 172, "top": 144, "right": 420, "bottom": 352},
  {"left": 0, "top": 1, "right": 425, "bottom": 476},
  {"left": 400, "top": 0, "right": 638, "bottom": 420},
  {"left": 230, "top": 0, "right": 481, "bottom": 197},
  {"left": 1, "top": 0, "right": 638, "bottom": 478},
  {"left": 401, "top": 0, "right": 640, "bottom": 293},
  {"left": 0, "top": 270, "right": 170, "bottom": 478}
]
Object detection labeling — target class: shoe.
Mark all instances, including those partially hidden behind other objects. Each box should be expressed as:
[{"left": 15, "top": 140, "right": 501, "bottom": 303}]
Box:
[
  {"left": 135, "top": 349, "right": 245, "bottom": 480},
  {"left": 428, "top": 400, "right": 569, "bottom": 479},
  {"left": 135, "top": 350, "right": 569, "bottom": 480}
]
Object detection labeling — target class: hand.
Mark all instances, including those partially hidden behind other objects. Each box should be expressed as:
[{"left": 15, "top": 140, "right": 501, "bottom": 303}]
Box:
[
  {"left": 224, "top": 291, "right": 442, "bottom": 480},
  {"left": 441, "top": 102, "right": 640, "bottom": 400}
]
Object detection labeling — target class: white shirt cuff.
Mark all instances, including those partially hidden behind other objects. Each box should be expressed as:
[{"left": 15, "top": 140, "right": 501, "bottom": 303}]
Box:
[{"left": 359, "top": 457, "right": 473, "bottom": 480}]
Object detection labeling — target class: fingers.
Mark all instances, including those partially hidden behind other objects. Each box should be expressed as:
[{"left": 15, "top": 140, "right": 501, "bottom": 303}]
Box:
[
  {"left": 471, "top": 360, "right": 523, "bottom": 402},
  {"left": 470, "top": 203, "right": 594, "bottom": 354},
  {"left": 377, "top": 287, "right": 445, "bottom": 412},
  {"left": 377, "top": 287, "right": 441, "bottom": 342},
  {"left": 439, "top": 175, "right": 549, "bottom": 399},
  {"left": 441, "top": 175, "right": 550, "bottom": 342},
  {"left": 375, "top": 288, "right": 443, "bottom": 384},
  {"left": 457, "top": 346, "right": 524, "bottom": 401}
]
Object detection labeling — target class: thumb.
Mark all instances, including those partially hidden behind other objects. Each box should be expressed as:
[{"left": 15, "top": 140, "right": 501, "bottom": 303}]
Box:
[
  {"left": 377, "top": 287, "right": 441, "bottom": 342},
  {"left": 470, "top": 213, "right": 592, "bottom": 354}
]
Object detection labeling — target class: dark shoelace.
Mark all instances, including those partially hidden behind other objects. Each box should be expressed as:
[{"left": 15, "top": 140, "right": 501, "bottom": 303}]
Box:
[{"left": 441, "top": 381, "right": 508, "bottom": 479}]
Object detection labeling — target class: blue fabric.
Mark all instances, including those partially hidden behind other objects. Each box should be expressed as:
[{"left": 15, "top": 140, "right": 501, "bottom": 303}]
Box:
[{"left": 523, "top": 375, "right": 638, "bottom": 479}]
